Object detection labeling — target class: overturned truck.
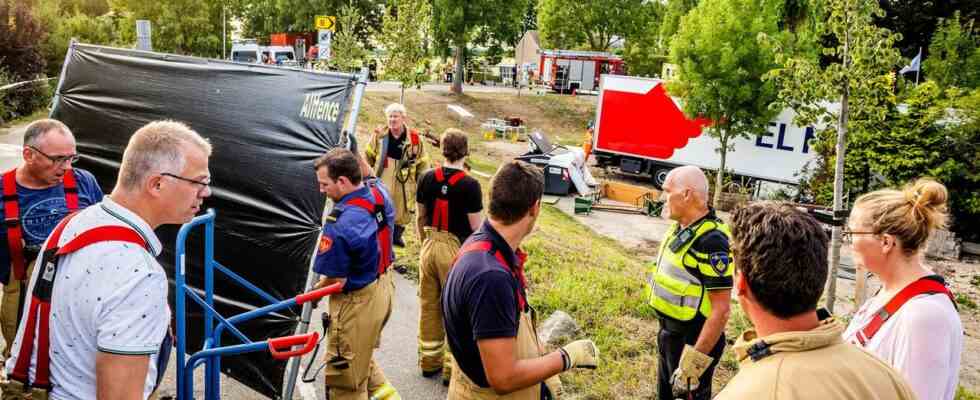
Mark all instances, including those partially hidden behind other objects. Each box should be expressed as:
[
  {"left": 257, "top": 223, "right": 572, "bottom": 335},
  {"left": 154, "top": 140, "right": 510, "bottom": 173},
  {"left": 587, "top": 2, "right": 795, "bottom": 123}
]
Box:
[{"left": 50, "top": 42, "right": 368, "bottom": 398}]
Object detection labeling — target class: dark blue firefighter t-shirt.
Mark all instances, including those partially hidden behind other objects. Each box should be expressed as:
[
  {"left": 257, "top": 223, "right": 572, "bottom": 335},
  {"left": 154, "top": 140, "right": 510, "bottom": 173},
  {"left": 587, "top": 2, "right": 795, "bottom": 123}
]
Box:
[
  {"left": 0, "top": 168, "right": 103, "bottom": 284},
  {"left": 442, "top": 221, "right": 522, "bottom": 388}
]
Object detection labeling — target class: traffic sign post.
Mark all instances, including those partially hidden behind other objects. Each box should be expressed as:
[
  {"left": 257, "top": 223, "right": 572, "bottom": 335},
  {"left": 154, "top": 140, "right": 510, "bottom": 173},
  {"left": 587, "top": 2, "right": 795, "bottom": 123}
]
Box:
[{"left": 318, "top": 30, "right": 332, "bottom": 60}]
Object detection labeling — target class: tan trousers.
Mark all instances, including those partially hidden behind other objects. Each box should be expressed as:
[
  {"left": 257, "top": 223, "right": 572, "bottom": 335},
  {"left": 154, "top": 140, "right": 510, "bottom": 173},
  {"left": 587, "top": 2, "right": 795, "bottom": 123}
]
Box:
[
  {"left": 324, "top": 272, "right": 394, "bottom": 400},
  {"left": 379, "top": 158, "right": 416, "bottom": 227},
  {"left": 2, "top": 260, "right": 35, "bottom": 359},
  {"left": 448, "top": 310, "right": 562, "bottom": 399},
  {"left": 418, "top": 229, "right": 460, "bottom": 372}
]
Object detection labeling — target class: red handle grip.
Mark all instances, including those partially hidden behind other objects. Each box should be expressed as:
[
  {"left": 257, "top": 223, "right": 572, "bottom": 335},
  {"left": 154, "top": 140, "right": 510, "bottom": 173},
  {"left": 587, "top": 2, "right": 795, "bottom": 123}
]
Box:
[
  {"left": 267, "top": 332, "right": 320, "bottom": 360},
  {"left": 296, "top": 282, "right": 344, "bottom": 305}
]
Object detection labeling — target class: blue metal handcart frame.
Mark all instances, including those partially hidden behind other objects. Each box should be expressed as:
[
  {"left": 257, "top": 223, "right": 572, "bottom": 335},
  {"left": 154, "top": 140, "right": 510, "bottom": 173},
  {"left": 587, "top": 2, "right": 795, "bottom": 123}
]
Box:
[{"left": 174, "top": 209, "right": 342, "bottom": 400}]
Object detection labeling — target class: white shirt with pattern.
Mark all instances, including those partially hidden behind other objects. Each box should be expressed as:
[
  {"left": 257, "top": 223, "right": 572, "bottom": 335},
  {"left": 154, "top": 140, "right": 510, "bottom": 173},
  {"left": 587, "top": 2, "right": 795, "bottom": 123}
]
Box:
[{"left": 5, "top": 196, "right": 170, "bottom": 400}]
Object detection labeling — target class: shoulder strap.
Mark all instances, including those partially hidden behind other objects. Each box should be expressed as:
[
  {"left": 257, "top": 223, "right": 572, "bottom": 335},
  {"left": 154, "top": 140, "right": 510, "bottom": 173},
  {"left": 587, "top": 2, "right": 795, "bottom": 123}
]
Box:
[
  {"left": 3, "top": 169, "right": 26, "bottom": 281},
  {"left": 446, "top": 170, "right": 466, "bottom": 186},
  {"left": 856, "top": 276, "right": 955, "bottom": 346},
  {"left": 63, "top": 169, "right": 78, "bottom": 212},
  {"left": 410, "top": 129, "right": 420, "bottom": 146},
  {"left": 455, "top": 239, "right": 528, "bottom": 312},
  {"left": 342, "top": 187, "right": 393, "bottom": 275},
  {"left": 435, "top": 167, "right": 445, "bottom": 183},
  {"left": 11, "top": 215, "right": 147, "bottom": 390}
]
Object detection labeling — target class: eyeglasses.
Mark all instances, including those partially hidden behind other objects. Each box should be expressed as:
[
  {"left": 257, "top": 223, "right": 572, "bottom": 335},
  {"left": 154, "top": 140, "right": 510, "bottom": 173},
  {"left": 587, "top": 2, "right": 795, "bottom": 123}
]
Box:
[
  {"left": 161, "top": 172, "right": 211, "bottom": 192},
  {"left": 842, "top": 229, "right": 876, "bottom": 244},
  {"left": 27, "top": 145, "right": 80, "bottom": 165}
]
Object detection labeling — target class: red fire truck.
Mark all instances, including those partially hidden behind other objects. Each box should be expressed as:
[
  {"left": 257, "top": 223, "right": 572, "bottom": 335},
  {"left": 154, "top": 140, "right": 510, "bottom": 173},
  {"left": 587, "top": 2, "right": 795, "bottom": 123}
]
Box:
[{"left": 538, "top": 50, "right": 625, "bottom": 93}]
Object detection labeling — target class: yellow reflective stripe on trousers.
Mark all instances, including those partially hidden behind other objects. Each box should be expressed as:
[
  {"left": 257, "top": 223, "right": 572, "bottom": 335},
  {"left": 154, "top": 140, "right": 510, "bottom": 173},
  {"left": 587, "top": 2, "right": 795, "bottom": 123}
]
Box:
[{"left": 419, "top": 339, "right": 444, "bottom": 356}]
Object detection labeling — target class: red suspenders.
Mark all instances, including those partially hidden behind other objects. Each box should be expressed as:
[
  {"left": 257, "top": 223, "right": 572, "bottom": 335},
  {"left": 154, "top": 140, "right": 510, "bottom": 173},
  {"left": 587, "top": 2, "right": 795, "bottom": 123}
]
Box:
[
  {"left": 3, "top": 168, "right": 79, "bottom": 281},
  {"left": 854, "top": 276, "right": 956, "bottom": 346},
  {"left": 456, "top": 240, "right": 528, "bottom": 312},
  {"left": 10, "top": 212, "right": 147, "bottom": 390},
  {"left": 346, "top": 185, "right": 393, "bottom": 275},
  {"left": 429, "top": 168, "right": 466, "bottom": 232}
]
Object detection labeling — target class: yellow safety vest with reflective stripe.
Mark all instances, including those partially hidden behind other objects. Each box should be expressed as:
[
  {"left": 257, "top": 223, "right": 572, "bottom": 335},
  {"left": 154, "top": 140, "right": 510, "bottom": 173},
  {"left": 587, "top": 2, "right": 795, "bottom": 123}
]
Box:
[{"left": 646, "top": 218, "right": 733, "bottom": 321}]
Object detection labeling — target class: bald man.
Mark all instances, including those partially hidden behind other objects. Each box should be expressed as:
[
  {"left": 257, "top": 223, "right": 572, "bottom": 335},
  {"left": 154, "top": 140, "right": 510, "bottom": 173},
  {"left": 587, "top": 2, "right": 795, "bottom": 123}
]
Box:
[{"left": 645, "top": 166, "right": 733, "bottom": 400}]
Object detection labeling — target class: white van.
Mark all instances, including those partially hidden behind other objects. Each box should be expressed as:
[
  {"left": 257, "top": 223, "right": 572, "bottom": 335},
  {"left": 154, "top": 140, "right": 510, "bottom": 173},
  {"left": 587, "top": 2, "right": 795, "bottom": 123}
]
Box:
[
  {"left": 266, "top": 46, "right": 296, "bottom": 65},
  {"left": 231, "top": 39, "right": 261, "bottom": 63}
]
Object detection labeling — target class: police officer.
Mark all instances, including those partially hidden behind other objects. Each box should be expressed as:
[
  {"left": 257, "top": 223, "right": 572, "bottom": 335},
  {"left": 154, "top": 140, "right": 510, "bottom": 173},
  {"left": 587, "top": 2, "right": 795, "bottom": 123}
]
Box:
[
  {"left": 364, "top": 103, "right": 428, "bottom": 247},
  {"left": 0, "top": 119, "right": 103, "bottom": 359},
  {"left": 313, "top": 148, "right": 401, "bottom": 400},
  {"left": 442, "top": 161, "right": 598, "bottom": 399},
  {"left": 647, "top": 166, "right": 732, "bottom": 400},
  {"left": 415, "top": 129, "right": 483, "bottom": 384}
]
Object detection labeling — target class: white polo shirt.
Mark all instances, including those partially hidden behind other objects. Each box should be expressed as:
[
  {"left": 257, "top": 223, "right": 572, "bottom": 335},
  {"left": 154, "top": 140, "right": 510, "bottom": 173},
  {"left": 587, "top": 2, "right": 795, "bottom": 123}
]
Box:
[{"left": 5, "top": 196, "right": 170, "bottom": 400}]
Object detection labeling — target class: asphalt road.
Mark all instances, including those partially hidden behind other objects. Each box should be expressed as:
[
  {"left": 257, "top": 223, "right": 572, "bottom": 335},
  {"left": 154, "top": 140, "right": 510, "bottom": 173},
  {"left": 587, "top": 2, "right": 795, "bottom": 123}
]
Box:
[{"left": 156, "top": 270, "right": 448, "bottom": 400}]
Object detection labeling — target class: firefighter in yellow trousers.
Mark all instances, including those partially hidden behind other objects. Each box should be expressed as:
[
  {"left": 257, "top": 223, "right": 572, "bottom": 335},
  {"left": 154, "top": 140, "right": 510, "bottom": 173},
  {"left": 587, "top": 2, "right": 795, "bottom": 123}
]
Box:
[
  {"left": 415, "top": 129, "right": 484, "bottom": 384},
  {"left": 365, "top": 103, "right": 429, "bottom": 248}
]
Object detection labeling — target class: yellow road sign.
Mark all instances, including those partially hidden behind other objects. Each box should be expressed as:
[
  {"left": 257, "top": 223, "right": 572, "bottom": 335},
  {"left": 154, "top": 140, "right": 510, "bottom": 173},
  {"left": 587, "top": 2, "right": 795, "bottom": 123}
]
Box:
[{"left": 315, "top": 16, "right": 336, "bottom": 31}]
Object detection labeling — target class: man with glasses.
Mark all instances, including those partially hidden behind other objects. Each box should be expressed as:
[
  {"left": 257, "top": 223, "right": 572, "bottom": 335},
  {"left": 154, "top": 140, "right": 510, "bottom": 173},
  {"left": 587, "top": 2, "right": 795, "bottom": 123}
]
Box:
[
  {"left": 646, "top": 165, "right": 732, "bottom": 400},
  {"left": 0, "top": 119, "right": 104, "bottom": 360},
  {"left": 4, "top": 120, "right": 211, "bottom": 400}
]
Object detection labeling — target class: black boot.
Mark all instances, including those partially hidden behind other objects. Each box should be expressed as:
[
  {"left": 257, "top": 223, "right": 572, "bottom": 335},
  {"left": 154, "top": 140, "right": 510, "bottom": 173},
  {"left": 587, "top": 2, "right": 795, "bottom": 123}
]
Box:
[{"left": 393, "top": 224, "right": 406, "bottom": 247}]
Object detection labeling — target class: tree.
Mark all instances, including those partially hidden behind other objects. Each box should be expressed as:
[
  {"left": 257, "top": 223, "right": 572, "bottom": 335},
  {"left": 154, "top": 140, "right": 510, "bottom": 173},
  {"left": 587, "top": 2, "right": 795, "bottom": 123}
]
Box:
[
  {"left": 522, "top": 0, "right": 537, "bottom": 34},
  {"left": 876, "top": 0, "right": 979, "bottom": 59},
  {"left": 659, "top": 0, "right": 698, "bottom": 43},
  {"left": 622, "top": 1, "right": 666, "bottom": 77},
  {"left": 109, "top": 0, "right": 226, "bottom": 58},
  {"left": 0, "top": 0, "right": 49, "bottom": 119},
  {"left": 669, "top": 0, "right": 782, "bottom": 208},
  {"left": 537, "top": 0, "right": 647, "bottom": 51},
  {"left": 866, "top": 82, "right": 980, "bottom": 241},
  {"left": 379, "top": 0, "right": 430, "bottom": 103},
  {"left": 233, "top": 0, "right": 383, "bottom": 48},
  {"left": 922, "top": 12, "right": 980, "bottom": 90},
  {"left": 766, "top": 0, "right": 901, "bottom": 313},
  {"left": 37, "top": 0, "right": 122, "bottom": 76},
  {"left": 432, "top": 0, "right": 527, "bottom": 94},
  {"left": 331, "top": 2, "right": 370, "bottom": 73}
]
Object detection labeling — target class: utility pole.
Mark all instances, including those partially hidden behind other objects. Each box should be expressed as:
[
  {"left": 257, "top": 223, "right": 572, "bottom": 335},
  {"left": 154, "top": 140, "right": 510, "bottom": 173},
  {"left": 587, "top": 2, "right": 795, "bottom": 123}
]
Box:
[{"left": 222, "top": 6, "right": 227, "bottom": 59}]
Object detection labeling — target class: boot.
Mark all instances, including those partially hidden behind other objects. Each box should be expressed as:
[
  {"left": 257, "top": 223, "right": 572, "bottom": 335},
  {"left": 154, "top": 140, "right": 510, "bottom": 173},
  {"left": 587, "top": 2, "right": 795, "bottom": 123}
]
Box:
[{"left": 393, "top": 225, "right": 406, "bottom": 247}]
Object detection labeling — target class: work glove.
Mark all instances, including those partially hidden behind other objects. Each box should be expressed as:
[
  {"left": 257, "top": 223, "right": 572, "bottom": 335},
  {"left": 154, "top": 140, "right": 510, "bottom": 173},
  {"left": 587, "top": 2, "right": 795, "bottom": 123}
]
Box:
[
  {"left": 670, "top": 345, "right": 714, "bottom": 397},
  {"left": 558, "top": 339, "right": 598, "bottom": 371}
]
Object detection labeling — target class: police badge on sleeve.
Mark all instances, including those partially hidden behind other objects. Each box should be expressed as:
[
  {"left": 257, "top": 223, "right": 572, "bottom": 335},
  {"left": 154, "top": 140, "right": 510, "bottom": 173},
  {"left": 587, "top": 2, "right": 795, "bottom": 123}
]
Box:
[{"left": 708, "top": 252, "right": 731, "bottom": 275}]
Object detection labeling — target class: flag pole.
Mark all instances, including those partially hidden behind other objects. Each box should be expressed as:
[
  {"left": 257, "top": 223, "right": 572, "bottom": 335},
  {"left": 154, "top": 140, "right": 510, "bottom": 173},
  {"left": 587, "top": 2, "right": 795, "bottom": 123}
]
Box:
[{"left": 915, "top": 47, "right": 921, "bottom": 85}]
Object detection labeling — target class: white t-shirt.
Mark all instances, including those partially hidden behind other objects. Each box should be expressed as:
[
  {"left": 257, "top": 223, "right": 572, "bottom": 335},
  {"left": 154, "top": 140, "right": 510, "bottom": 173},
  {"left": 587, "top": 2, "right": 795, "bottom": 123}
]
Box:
[
  {"left": 5, "top": 197, "right": 169, "bottom": 400},
  {"left": 843, "top": 288, "right": 963, "bottom": 400}
]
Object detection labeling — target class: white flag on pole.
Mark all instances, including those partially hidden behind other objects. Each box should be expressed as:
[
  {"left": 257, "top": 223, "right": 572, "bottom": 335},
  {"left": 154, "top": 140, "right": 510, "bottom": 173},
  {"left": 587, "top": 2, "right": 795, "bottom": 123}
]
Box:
[{"left": 899, "top": 48, "right": 922, "bottom": 74}]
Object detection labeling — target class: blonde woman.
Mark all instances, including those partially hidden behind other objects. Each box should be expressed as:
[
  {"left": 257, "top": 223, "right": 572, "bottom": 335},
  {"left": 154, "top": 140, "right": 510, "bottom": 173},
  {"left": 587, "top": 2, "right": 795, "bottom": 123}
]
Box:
[{"left": 842, "top": 178, "right": 963, "bottom": 400}]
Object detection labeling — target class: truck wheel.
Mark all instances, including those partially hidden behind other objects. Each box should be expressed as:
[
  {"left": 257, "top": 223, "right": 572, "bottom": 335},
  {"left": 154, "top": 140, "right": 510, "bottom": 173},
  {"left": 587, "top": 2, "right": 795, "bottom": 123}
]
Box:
[{"left": 652, "top": 168, "right": 670, "bottom": 189}]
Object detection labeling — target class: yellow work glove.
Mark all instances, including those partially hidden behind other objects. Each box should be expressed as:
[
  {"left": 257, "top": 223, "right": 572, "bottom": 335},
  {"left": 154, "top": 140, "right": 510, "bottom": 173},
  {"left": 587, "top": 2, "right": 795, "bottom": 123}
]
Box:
[
  {"left": 670, "top": 345, "right": 713, "bottom": 397},
  {"left": 559, "top": 339, "right": 598, "bottom": 371}
]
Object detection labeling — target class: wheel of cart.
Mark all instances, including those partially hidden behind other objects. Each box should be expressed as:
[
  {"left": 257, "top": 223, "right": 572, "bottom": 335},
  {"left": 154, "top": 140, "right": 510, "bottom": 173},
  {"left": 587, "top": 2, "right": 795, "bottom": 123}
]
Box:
[{"left": 174, "top": 209, "right": 343, "bottom": 400}]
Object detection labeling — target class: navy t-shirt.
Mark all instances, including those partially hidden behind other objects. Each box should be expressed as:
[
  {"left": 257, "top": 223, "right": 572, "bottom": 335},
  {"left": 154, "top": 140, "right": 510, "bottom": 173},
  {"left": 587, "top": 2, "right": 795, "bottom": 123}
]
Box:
[
  {"left": 313, "top": 182, "right": 396, "bottom": 292},
  {"left": 0, "top": 168, "right": 103, "bottom": 284},
  {"left": 442, "top": 221, "right": 524, "bottom": 388}
]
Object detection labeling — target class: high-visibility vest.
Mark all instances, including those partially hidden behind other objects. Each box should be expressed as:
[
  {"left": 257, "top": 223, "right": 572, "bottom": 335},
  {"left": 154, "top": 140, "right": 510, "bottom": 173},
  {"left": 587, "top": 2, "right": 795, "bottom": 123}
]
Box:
[{"left": 646, "top": 218, "right": 732, "bottom": 321}]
